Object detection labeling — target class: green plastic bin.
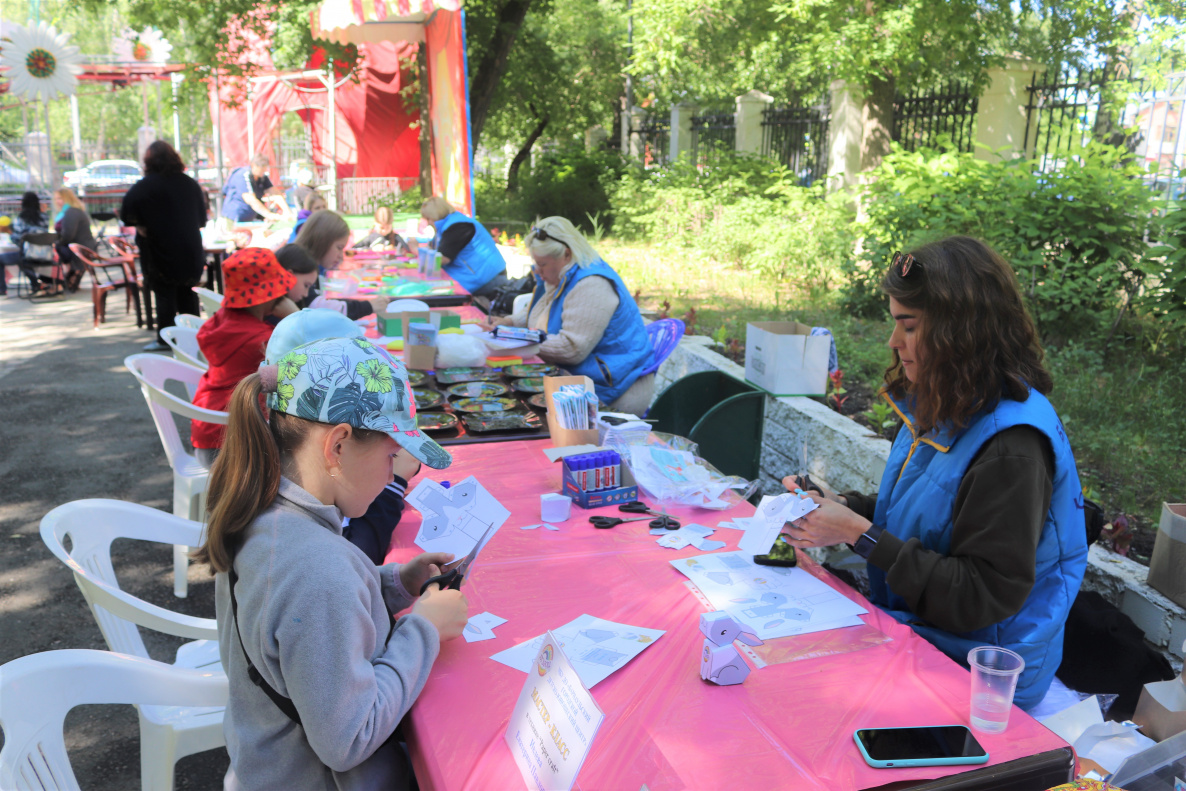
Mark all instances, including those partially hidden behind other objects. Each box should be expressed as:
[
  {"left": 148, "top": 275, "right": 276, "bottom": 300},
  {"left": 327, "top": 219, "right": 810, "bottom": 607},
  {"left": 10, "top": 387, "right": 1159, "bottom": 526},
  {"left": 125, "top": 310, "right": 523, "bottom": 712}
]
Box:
[{"left": 647, "top": 370, "right": 765, "bottom": 480}]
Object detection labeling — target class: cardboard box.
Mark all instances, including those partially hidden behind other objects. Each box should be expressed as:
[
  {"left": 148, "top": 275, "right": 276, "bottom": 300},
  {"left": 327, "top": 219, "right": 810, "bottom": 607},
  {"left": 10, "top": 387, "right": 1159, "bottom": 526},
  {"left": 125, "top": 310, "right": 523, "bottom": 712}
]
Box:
[
  {"left": 545, "top": 444, "right": 639, "bottom": 509},
  {"left": 1147, "top": 503, "right": 1186, "bottom": 609},
  {"left": 374, "top": 310, "right": 439, "bottom": 370},
  {"left": 376, "top": 308, "right": 460, "bottom": 337},
  {"left": 1134, "top": 666, "right": 1186, "bottom": 742},
  {"left": 543, "top": 375, "right": 600, "bottom": 447},
  {"left": 744, "top": 321, "right": 830, "bottom": 396}
]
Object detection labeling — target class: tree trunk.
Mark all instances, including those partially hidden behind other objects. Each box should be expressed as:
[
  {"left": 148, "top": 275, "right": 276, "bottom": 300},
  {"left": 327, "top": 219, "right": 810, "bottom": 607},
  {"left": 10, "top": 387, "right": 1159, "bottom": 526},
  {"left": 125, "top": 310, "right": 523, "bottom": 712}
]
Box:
[
  {"left": 468, "top": 0, "right": 535, "bottom": 150},
  {"left": 860, "top": 71, "right": 895, "bottom": 172},
  {"left": 507, "top": 112, "right": 549, "bottom": 192},
  {"left": 417, "top": 44, "right": 432, "bottom": 198}
]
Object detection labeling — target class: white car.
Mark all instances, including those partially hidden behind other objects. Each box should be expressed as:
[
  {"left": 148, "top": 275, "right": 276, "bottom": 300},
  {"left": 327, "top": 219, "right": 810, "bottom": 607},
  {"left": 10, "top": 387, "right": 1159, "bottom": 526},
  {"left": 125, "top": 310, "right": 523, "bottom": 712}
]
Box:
[{"left": 63, "top": 159, "right": 142, "bottom": 195}]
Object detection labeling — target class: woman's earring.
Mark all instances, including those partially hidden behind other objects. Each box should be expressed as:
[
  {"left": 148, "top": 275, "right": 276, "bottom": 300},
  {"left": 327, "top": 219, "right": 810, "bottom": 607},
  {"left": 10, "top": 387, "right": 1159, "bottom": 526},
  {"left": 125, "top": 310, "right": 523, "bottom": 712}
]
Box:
[{"left": 328, "top": 468, "right": 340, "bottom": 479}]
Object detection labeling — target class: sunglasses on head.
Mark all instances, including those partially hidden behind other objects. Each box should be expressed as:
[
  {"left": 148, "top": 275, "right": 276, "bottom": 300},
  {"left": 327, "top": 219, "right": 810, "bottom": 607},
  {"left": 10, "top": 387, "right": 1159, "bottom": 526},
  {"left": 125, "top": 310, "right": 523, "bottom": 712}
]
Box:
[
  {"left": 530, "top": 227, "right": 569, "bottom": 248},
  {"left": 891, "top": 251, "right": 919, "bottom": 277}
]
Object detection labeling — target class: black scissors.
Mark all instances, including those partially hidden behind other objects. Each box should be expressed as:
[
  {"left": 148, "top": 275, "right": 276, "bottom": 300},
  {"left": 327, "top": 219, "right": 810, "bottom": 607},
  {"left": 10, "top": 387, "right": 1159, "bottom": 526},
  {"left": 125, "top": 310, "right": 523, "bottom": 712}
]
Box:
[
  {"left": 589, "top": 512, "right": 681, "bottom": 530},
  {"left": 419, "top": 526, "right": 494, "bottom": 595}
]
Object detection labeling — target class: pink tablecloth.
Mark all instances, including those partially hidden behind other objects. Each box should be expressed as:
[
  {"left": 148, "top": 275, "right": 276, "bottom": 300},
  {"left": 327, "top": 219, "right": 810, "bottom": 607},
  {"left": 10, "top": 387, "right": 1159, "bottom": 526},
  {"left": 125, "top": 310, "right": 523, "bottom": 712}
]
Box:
[{"left": 385, "top": 441, "right": 1070, "bottom": 790}]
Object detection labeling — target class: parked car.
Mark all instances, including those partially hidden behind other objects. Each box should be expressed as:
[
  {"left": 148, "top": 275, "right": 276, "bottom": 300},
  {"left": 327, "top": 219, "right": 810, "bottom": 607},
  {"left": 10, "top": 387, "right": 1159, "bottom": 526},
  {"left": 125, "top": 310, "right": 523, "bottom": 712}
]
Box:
[{"left": 62, "top": 159, "right": 142, "bottom": 195}]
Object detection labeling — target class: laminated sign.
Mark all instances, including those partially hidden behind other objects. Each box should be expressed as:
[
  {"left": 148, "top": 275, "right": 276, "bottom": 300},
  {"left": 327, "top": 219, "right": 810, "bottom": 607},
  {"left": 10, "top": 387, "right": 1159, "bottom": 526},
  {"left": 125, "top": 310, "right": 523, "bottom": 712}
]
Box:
[{"left": 744, "top": 321, "right": 830, "bottom": 396}]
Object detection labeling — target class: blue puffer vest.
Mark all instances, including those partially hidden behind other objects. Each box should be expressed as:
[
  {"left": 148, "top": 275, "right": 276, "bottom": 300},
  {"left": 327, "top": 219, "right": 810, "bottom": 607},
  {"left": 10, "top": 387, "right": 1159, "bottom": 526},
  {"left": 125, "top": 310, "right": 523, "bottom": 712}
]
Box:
[
  {"left": 432, "top": 212, "right": 506, "bottom": 293},
  {"left": 867, "top": 388, "right": 1087, "bottom": 710},
  {"left": 529, "top": 259, "right": 653, "bottom": 404}
]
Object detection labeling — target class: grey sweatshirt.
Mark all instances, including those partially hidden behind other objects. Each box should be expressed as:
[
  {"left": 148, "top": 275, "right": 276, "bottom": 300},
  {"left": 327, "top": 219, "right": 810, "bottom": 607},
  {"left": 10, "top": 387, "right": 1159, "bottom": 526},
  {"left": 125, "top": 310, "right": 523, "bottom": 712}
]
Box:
[{"left": 215, "top": 477, "right": 440, "bottom": 790}]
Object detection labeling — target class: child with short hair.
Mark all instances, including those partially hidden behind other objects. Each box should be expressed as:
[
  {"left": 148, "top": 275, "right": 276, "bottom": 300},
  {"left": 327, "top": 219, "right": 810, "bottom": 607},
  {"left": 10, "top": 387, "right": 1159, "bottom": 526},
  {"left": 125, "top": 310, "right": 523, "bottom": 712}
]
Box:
[
  {"left": 196, "top": 336, "right": 467, "bottom": 789},
  {"left": 352, "top": 206, "right": 411, "bottom": 254}
]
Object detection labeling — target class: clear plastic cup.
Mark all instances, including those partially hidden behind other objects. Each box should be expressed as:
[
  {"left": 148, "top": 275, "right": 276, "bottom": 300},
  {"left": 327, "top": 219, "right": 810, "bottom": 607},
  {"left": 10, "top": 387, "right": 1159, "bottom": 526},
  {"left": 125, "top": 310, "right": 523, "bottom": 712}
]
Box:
[{"left": 968, "top": 646, "right": 1025, "bottom": 734}]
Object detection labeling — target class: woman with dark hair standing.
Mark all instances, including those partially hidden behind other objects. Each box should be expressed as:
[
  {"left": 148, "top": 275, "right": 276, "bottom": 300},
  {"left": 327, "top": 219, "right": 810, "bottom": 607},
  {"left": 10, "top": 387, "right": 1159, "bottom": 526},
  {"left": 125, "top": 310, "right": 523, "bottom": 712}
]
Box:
[
  {"left": 121, "top": 140, "right": 208, "bottom": 351},
  {"left": 780, "top": 236, "right": 1088, "bottom": 711}
]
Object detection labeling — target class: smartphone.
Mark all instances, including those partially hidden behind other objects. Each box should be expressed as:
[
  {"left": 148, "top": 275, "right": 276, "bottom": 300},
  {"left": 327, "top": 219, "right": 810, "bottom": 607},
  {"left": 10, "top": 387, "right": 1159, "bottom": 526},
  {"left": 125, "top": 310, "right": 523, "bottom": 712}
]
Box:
[{"left": 853, "top": 725, "right": 989, "bottom": 769}]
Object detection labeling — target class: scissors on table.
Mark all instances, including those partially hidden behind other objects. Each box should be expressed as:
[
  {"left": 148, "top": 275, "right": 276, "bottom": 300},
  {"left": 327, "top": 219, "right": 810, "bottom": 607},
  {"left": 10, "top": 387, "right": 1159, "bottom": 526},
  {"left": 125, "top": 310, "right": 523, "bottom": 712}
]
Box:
[
  {"left": 418, "top": 526, "right": 495, "bottom": 595},
  {"left": 590, "top": 502, "right": 680, "bottom": 530}
]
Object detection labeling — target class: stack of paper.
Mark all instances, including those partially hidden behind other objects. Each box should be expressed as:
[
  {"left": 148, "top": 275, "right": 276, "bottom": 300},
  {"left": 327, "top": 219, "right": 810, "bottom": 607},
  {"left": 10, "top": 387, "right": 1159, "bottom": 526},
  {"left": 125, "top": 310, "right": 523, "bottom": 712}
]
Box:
[{"left": 491, "top": 614, "right": 665, "bottom": 688}]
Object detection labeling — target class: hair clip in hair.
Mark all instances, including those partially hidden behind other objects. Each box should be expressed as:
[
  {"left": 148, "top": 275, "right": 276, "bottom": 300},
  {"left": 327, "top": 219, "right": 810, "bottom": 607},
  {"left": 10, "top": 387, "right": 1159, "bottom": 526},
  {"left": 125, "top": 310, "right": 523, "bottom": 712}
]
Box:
[{"left": 258, "top": 364, "right": 280, "bottom": 393}]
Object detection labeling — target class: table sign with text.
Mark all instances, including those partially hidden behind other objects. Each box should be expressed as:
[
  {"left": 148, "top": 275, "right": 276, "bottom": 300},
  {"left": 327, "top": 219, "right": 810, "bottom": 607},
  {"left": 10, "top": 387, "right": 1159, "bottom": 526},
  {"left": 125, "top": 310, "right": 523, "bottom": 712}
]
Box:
[{"left": 504, "top": 630, "right": 604, "bottom": 791}]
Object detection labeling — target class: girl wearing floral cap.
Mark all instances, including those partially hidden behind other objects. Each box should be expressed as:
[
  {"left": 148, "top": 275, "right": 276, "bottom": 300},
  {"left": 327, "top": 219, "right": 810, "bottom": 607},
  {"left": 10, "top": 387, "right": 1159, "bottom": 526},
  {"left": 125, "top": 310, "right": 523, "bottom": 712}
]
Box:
[
  {"left": 195, "top": 335, "right": 466, "bottom": 790},
  {"left": 191, "top": 247, "right": 305, "bottom": 468}
]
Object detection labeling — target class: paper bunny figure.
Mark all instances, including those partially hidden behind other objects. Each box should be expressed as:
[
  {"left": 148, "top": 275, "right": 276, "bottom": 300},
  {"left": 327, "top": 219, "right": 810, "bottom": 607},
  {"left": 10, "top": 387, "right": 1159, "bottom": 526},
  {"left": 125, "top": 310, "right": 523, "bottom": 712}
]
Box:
[
  {"left": 699, "top": 611, "right": 763, "bottom": 686},
  {"left": 418, "top": 479, "right": 478, "bottom": 539}
]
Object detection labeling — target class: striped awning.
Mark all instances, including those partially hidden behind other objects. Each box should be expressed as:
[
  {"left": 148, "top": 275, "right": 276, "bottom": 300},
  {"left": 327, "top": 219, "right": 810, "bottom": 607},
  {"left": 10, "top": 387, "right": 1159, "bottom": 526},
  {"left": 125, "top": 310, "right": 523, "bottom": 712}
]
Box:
[{"left": 311, "top": 0, "right": 461, "bottom": 44}]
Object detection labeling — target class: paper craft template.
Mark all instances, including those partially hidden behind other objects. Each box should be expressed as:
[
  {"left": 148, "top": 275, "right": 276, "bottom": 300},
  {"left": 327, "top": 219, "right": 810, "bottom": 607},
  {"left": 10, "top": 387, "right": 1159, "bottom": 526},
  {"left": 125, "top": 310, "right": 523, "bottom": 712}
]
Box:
[
  {"left": 735, "top": 494, "right": 819, "bottom": 556},
  {"left": 671, "top": 551, "right": 868, "bottom": 640},
  {"left": 409, "top": 476, "right": 511, "bottom": 556},
  {"left": 699, "top": 611, "right": 763, "bottom": 686},
  {"left": 464, "top": 612, "right": 508, "bottom": 643},
  {"left": 652, "top": 523, "right": 728, "bottom": 552},
  {"left": 491, "top": 615, "right": 665, "bottom": 688}
]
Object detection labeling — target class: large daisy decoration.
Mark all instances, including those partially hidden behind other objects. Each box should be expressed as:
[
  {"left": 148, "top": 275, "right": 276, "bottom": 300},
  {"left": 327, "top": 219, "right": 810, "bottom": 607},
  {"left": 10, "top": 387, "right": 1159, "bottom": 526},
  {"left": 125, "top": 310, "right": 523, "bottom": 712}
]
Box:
[
  {"left": 112, "top": 26, "right": 172, "bottom": 64},
  {"left": 0, "top": 22, "right": 82, "bottom": 102}
]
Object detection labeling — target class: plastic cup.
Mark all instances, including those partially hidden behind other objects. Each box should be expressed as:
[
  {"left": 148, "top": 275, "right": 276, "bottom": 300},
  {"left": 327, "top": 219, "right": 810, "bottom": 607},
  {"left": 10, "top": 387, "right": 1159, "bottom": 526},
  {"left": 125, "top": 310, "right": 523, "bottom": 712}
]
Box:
[{"left": 968, "top": 646, "right": 1025, "bottom": 734}]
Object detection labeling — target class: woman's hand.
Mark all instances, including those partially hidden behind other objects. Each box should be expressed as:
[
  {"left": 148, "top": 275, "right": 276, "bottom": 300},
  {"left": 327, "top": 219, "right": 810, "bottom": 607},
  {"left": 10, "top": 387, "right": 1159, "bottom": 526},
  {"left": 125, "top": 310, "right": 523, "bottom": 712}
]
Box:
[
  {"left": 779, "top": 492, "right": 871, "bottom": 549},
  {"left": 399, "top": 553, "right": 454, "bottom": 595},
  {"left": 782, "top": 474, "right": 845, "bottom": 506},
  {"left": 478, "top": 316, "right": 511, "bottom": 331},
  {"left": 412, "top": 574, "right": 469, "bottom": 641}
]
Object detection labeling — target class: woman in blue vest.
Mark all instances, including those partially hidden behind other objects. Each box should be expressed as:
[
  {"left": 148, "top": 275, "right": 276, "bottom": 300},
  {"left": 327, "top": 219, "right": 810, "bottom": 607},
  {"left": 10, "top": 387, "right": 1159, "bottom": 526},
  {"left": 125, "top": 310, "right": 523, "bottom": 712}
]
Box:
[
  {"left": 486, "top": 216, "right": 654, "bottom": 415},
  {"left": 417, "top": 197, "right": 510, "bottom": 298},
  {"left": 780, "top": 236, "right": 1087, "bottom": 711}
]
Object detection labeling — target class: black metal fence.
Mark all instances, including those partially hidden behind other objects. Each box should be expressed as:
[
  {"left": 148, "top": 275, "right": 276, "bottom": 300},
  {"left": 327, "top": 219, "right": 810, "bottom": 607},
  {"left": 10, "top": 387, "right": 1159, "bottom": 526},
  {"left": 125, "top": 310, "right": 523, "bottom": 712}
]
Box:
[
  {"left": 691, "top": 109, "right": 736, "bottom": 165},
  {"left": 892, "top": 79, "right": 979, "bottom": 153},
  {"left": 1023, "top": 67, "right": 1109, "bottom": 171},
  {"left": 637, "top": 115, "right": 670, "bottom": 167},
  {"left": 761, "top": 97, "right": 831, "bottom": 186}
]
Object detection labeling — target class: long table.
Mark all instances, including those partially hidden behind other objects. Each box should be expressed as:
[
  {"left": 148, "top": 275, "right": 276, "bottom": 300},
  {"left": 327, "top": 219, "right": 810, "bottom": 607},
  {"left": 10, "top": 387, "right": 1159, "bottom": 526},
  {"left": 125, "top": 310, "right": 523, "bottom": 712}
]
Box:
[{"left": 385, "top": 441, "right": 1072, "bottom": 790}]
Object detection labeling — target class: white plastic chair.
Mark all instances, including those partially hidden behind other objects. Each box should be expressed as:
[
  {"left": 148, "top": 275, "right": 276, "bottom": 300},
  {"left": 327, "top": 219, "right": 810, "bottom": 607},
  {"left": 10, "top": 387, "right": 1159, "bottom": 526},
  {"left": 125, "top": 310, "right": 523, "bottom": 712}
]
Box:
[
  {"left": 124, "top": 354, "right": 227, "bottom": 597},
  {"left": 385, "top": 298, "right": 431, "bottom": 313},
  {"left": 512, "top": 292, "right": 532, "bottom": 317},
  {"left": 0, "top": 649, "right": 226, "bottom": 791},
  {"left": 192, "top": 286, "right": 223, "bottom": 317},
  {"left": 174, "top": 313, "right": 206, "bottom": 330},
  {"left": 159, "top": 325, "right": 208, "bottom": 371}
]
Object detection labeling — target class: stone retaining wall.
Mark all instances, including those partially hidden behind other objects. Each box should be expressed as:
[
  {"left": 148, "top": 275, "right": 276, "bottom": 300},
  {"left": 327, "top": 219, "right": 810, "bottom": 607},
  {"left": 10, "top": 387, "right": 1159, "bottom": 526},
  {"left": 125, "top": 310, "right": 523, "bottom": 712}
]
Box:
[{"left": 653, "top": 336, "right": 1185, "bottom": 668}]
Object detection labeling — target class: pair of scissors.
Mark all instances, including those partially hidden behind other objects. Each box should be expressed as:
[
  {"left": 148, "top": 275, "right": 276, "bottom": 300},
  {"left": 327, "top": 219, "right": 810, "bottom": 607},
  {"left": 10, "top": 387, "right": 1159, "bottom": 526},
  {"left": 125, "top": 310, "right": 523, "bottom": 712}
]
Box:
[
  {"left": 589, "top": 513, "right": 681, "bottom": 530},
  {"left": 419, "top": 526, "right": 494, "bottom": 595}
]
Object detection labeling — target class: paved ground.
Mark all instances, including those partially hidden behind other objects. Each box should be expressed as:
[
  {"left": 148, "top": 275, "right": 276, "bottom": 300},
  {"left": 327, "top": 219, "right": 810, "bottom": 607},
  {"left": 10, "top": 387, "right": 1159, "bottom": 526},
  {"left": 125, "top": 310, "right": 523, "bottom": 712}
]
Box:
[{"left": 0, "top": 290, "right": 228, "bottom": 788}]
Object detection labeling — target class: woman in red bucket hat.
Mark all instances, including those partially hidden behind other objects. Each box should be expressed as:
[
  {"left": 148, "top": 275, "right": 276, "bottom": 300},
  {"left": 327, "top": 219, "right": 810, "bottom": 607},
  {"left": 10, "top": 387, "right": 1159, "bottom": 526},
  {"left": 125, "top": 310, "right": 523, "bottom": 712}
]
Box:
[{"left": 191, "top": 247, "right": 306, "bottom": 468}]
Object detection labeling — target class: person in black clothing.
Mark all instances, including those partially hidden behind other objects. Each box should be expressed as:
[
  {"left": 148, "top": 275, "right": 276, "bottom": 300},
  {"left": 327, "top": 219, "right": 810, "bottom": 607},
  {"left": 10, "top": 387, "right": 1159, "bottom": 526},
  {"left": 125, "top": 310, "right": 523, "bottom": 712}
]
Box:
[
  {"left": 3, "top": 191, "right": 49, "bottom": 295},
  {"left": 52, "top": 187, "right": 96, "bottom": 291},
  {"left": 121, "top": 140, "right": 208, "bottom": 351}
]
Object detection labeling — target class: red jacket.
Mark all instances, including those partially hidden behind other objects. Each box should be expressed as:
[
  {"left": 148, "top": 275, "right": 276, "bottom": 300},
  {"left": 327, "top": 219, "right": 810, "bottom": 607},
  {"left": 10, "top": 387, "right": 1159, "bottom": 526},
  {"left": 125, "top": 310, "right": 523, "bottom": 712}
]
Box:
[{"left": 191, "top": 308, "right": 274, "bottom": 449}]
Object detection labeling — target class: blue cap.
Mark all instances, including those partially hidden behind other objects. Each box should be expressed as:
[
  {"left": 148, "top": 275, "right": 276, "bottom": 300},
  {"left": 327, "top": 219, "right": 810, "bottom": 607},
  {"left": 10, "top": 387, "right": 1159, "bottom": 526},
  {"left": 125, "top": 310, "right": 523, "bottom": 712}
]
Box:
[{"left": 266, "top": 309, "right": 363, "bottom": 363}]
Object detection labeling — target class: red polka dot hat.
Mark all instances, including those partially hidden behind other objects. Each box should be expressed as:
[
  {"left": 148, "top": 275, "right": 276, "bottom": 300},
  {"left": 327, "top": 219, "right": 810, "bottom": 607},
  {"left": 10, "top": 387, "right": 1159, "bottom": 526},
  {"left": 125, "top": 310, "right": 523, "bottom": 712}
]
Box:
[{"left": 221, "top": 247, "right": 297, "bottom": 309}]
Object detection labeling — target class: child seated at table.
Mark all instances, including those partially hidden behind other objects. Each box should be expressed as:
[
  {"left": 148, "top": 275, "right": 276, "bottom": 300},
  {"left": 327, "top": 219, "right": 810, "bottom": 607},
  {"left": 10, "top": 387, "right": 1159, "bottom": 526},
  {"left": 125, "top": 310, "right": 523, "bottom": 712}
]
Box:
[
  {"left": 264, "top": 308, "right": 424, "bottom": 564},
  {"left": 286, "top": 191, "right": 329, "bottom": 244},
  {"left": 190, "top": 248, "right": 302, "bottom": 469},
  {"left": 293, "top": 210, "right": 376, "bottom": 320},
  {"left": 194, "top": 335, "right": 466, "bottom": 790},
  {"left": 352, "top": 206, "right": 411, "bottom": 255}
]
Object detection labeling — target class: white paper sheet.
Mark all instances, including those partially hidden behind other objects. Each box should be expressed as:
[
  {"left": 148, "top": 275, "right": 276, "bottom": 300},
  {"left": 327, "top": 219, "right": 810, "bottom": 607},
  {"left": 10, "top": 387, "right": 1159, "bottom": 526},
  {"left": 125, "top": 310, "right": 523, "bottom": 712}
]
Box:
[
  {"left": 490, "top": 614, "right": 665, "bottom": 688},
  {"left": 654, "top": 522, "right": 728, "bottom": 552},
  {"left": 463, "top": 611, "right": 508, "bottom": 643},
  {"left": 670, "top": 551, "right": 868, "bottom": 640},
  {"left": 408, "top": 476, "right": 511, "bottom": 556},
  {"left": 735, "top": 494, "right": 820, "bottom": 555}
]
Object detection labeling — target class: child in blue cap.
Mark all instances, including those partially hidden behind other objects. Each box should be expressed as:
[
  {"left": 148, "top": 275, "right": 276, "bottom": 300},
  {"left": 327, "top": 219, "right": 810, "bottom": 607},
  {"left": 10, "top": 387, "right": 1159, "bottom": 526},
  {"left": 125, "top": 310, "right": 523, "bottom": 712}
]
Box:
[{"left": 194, "top": 336, "right": 466, "bottom": 790}]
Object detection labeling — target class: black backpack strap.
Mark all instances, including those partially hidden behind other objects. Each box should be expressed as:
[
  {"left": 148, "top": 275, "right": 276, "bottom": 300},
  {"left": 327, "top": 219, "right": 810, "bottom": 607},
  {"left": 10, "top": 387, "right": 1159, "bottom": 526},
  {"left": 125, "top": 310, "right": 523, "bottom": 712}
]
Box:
[{"left": 228, "top": 564, "right": 302, "bottom": 725}]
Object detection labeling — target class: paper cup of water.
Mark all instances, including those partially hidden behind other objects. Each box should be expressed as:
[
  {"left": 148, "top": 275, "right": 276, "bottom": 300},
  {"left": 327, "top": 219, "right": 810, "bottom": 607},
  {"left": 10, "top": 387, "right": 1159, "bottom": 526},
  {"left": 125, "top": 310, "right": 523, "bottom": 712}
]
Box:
[{"left": 968, "top": 646, "right": 1024, "bottom": 734}]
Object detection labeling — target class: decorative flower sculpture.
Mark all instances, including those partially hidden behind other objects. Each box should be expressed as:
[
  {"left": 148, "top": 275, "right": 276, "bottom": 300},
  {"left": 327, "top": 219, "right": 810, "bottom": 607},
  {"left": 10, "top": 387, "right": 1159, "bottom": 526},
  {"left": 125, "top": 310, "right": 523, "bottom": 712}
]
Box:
[
  {"left": 0, "top": 22, "right": 82, "bottom": 102},
  {"left": 112, "top": 26, "right": 172, "bottom": 64}
]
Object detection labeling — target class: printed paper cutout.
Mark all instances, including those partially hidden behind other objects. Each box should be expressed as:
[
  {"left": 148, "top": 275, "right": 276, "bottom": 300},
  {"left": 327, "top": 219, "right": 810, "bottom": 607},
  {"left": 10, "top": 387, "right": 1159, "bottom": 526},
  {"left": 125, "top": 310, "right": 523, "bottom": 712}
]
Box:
[
  {"left": 655, "top": 522, "right": 729, "bottom": 552},
  {"left": 699, "top": 611, "right": 763, "bottom": 686},
  {"left": 463, "top": 611, "right": 508, "bottom": 643},
  {"left": 408, "top": 476, "right": 510, "bottom": 556},
  {"left": 490, "top": 614, "right": 665, "bottom": 688}
]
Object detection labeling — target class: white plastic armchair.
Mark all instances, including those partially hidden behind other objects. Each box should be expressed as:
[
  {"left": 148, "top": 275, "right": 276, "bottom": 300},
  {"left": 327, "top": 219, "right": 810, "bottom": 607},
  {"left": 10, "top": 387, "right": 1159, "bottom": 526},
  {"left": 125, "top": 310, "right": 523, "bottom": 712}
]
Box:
[
  {"left": 174, "top": 313, "right": 206, "bottom": 330},
  {"left": 159, "top": 325, "right": 208, "bottom": 371},
  {"left": 124, "top": 353, "right": 226, "bottom": 598},
  {"left": 0, "top": 649, "right": 227, "bottom": 791},
  {"left": 39, "top": 500, "right": 224, "bottom": 791},
  {"left": 192, "top": 286, "right": 222, "bottom": 317}
]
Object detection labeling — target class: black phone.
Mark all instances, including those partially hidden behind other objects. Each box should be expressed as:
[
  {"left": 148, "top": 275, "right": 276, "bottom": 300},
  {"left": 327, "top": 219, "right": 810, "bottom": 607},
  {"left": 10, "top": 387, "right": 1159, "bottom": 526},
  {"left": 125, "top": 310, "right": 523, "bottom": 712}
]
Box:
[{"left": 853, "top": 725, "right": 989, "bottom": 768}]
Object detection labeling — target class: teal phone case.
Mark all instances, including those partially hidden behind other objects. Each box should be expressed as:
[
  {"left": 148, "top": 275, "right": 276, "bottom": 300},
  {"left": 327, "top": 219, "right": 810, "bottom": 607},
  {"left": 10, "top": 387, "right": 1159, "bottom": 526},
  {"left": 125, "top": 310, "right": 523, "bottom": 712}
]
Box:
[{"left": 853, "top": 727, "right": 990, "bottom": 769}]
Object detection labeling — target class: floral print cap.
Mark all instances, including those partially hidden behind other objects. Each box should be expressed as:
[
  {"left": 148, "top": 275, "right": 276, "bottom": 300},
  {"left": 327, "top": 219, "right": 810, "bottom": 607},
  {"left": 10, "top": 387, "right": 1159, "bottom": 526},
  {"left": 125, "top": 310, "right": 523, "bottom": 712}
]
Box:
[{"left": 266, "top": 335, "right": 452, "bottom": 470}]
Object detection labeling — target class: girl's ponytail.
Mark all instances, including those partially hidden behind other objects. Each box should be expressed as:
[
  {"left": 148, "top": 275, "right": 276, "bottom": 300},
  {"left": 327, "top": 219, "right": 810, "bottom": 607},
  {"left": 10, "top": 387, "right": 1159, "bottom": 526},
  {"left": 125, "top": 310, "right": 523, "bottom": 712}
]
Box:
[{"left": 194, "top": 373, "right": 281, "bottom": 573}]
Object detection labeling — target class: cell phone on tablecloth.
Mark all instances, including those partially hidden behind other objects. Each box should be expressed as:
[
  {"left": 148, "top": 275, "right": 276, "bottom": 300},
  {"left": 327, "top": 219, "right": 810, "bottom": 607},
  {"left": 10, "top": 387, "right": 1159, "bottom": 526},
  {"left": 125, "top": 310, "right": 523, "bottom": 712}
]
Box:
[{"left": 853, "top": 725, "right": 989, "bottom": 769}]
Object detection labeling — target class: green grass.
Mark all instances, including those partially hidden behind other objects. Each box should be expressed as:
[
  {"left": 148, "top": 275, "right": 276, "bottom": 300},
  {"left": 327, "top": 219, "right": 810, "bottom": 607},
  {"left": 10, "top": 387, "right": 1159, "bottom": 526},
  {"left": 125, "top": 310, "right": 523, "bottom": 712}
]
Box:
[{"left": 603, "top": 237, "right": 1186, "bottom": 540}]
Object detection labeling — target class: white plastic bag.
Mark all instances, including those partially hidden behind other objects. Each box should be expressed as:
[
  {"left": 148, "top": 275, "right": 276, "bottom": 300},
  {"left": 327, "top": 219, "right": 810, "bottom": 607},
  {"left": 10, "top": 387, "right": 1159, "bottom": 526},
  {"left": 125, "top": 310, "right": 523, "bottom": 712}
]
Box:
[{"left": 435, "top": 334, "right": 488, "bottom": 368}]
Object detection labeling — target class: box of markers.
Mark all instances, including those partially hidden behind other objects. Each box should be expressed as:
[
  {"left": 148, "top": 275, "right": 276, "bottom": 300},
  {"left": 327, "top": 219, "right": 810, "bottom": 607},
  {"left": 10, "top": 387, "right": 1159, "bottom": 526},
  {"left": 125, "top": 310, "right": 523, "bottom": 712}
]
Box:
[{"left": 559, "top": 448, "right": 638, "bottom": 509}]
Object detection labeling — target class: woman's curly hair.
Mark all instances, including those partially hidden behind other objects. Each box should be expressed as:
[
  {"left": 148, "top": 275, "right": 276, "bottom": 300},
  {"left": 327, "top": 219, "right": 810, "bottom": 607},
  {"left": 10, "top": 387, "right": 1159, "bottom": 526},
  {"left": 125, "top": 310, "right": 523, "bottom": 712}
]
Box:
[{"left": 882, "top": 236, "right": 1052, "bottom": 436}]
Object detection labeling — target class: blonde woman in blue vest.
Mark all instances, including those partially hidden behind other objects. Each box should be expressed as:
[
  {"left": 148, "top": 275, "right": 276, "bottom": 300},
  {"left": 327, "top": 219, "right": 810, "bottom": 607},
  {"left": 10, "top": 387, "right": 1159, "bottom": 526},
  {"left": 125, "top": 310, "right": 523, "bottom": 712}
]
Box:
[
  {"left": 781, "top": 236, "right": 1087, "bottom": 711},
  {"left": 416, "top": 196, "right": 511, "bottom": 298},
  {"left": 485, "top": 216, "right": 654, "bottom": 416}
]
